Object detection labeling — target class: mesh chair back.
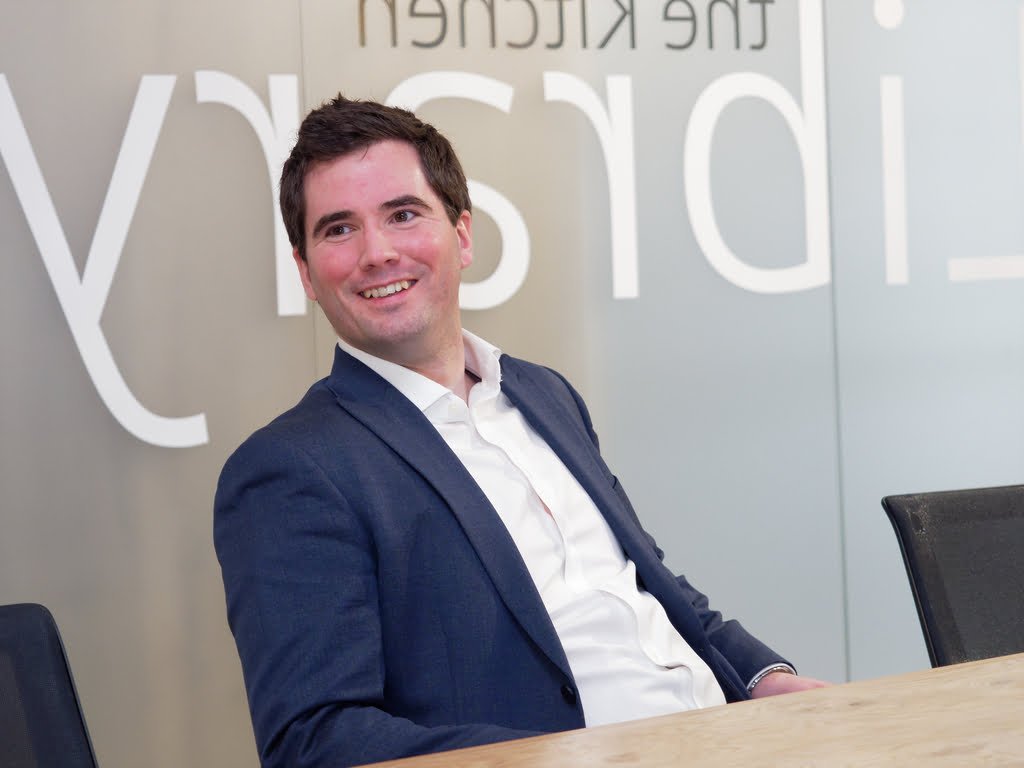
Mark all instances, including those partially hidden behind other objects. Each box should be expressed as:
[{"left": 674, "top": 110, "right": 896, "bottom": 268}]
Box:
[
  {"left": 0, "top": 603, "right": 99, "bottom": 768},
  {"left": 882, "top": 485, "right": 1024, "bottom": 667}
]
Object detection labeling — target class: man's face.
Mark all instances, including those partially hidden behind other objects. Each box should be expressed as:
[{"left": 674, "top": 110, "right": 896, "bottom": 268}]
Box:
[{"left": 294, "top": 140, "right": 473, "bottom": 367}]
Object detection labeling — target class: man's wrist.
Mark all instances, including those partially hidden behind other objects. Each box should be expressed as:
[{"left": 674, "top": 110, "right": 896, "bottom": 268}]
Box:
[{"left": 746, "top": 663, "right": 796, "bottom": 694}]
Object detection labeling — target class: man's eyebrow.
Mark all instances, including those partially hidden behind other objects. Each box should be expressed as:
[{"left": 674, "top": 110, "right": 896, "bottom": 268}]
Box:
[
  {"left": 381, "top": 194, "right": 430, "bottom": 212},
  {"left": 310, "top": 210, "right": 353, "bottom": 240}
]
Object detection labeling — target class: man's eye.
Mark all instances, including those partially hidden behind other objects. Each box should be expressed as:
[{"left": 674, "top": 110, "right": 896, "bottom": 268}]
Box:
[
  {"left": 393, "top": 210, "right": 417, "bottom": 224},
  {"left": 325, "top": 224, "right": 353, "bottom": 238}
]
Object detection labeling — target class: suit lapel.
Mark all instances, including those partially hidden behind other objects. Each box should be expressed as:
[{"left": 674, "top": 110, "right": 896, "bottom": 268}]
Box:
[
  {"left": 499, "top": 358, "right": 646, "bottom": 558},
  {"left": 324, "top": 347, "right": 574, "bottom": 681},
  {"left": 499, "top": 358, "right": 718, "bottom": 660}
]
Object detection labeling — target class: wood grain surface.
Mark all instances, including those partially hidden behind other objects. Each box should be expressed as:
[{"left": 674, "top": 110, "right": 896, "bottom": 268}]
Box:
[{"left": 365, "top": 653, "right": 1024, "bottom": 767}]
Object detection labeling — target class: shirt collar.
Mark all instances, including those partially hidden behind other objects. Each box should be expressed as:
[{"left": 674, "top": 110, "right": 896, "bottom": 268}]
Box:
[
  {"left": 463, "top": 329, "right": 502, "bottom": 394},
  {"left": 336, "top": 329, "right": 502, "bottom": 413}
]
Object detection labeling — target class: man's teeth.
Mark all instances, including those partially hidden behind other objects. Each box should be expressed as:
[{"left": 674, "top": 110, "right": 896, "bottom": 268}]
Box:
[{"left": 362, "top": 280, "right": 412, "bottom": 299}]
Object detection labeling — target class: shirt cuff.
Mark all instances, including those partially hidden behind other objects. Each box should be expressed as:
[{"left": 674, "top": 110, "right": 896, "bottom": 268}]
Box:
[{"left": 746, "top": 663, "right": 797, "bottom": 694}]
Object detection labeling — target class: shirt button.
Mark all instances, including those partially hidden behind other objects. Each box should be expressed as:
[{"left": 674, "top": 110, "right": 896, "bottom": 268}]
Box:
[{"left": 561, "top": 684, "right": 577, "bottom": 706}]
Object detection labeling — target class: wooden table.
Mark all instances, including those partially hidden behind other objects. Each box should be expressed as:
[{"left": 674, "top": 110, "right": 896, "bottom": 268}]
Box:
[{"left": 368, "top": 653, "right": 1024, "bottom": 766}]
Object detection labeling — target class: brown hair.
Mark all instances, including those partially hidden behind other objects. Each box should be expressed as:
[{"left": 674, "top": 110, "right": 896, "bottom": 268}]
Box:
[{"left": 280, "top": 95, "right": 471, "bottom": 260}]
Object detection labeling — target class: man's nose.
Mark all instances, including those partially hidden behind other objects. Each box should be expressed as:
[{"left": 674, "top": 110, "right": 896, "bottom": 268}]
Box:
[{"left": 359, "top": 226, "right": 398, "bottom": 268}]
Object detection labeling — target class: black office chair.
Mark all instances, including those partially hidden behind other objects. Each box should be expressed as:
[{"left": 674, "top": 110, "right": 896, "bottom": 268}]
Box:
[
  {"left": 882, "top": 484, "right": 1024, "bottom": 667},
  {"left": 0, "top": 603, "right": 100, "bottom": 768}
]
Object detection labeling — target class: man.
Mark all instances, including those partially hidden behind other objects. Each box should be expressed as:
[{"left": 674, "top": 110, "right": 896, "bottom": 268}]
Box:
[{"left": 214, "top": 95, "right": 827, "bottom": 768}]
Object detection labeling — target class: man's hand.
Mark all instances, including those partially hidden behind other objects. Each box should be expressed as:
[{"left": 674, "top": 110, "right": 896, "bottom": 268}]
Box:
[{"left": 750, "top": 671, "right": 831, "bottom": 698}]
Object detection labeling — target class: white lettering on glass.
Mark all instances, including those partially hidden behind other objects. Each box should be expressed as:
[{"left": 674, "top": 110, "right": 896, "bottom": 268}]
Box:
[
  {"left": 195, "top": 71, "right": 305, "bottom": 316},
  {"left": 0, "top": 74, "right": 208, "bottom": 447},
  {"left": 544, "top": 72, "right": 638, "bottom": 299},
  {"left": 684, "top": 0, "right": 830, "bottom": 294}
]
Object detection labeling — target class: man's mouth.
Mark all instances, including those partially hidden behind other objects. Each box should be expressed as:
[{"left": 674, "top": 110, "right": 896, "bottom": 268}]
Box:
[{"left": 360, "top": 280, "right": 414, "bottom": 299}]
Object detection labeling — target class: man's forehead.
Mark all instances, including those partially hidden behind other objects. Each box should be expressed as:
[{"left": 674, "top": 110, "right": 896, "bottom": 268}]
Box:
[
  {"left": 302, "top": 141, "right": 439, "bottom": 227},
  {"left": 306, "top": 142, "right": 429, "bottom": 204},
  {"left": 309, "top": 139, "right": 422, "bottom": 178}
]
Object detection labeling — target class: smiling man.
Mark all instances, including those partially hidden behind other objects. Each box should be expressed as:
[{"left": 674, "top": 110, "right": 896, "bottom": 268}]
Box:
[
  {"left": 214, "top": 95, "right": 827, "bottom": 768},
  {"left": 294, "top": 138, "right": 474, "bottom": 396}
]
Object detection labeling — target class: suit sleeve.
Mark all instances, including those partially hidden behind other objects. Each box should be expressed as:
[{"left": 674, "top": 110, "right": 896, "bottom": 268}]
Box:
[
  {"left": 545, "top": 367, "right": 792, "bottom": 689},
  {"left": 214, "top": 431, "right": 540, "bottom": 768}
]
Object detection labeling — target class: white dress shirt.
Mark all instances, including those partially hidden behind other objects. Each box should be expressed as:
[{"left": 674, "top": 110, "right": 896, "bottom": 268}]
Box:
[{"left": 338, "top": 331, "right": 727, "bottom": 725}]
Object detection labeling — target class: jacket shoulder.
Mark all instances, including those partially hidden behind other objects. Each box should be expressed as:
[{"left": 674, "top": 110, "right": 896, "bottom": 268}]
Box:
[{"left": 220, "top": 377, "right": 351, "bottom": 471}]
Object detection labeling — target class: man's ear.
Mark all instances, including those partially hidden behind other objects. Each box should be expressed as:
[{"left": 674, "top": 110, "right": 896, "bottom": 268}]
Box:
[
  {"left": 292, "top": 248, "right": 318, "bottom": 301},
  {"left": 456, "top": 210, "right": 473, "bottom": 270}
]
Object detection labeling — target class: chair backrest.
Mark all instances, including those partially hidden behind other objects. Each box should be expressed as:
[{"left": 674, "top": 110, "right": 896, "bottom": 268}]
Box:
[
  {"left": 881, "top": 484, "right": 1024, "bottom": 667},
  {"left": 0, "top": 603, "right": 99, "bottom": 768}
]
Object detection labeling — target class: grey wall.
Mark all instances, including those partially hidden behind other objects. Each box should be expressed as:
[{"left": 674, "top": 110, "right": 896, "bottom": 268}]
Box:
[
  {"left": 827, "top": 0, "right": 1024, "bottom": 679},
  {"left": 2, "top": 1, "right": 1023, "bottom": 765}
]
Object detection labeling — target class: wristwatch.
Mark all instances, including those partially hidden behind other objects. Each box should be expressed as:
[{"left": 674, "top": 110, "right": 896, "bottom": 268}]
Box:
[{"left": 746, "top": 663, "right": 796, "bottom": 694}]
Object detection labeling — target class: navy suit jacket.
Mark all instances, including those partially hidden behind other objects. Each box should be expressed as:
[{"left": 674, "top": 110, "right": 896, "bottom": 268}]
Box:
[{"left": 215, "top": 346, "right": 789, "bottom": 768}]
